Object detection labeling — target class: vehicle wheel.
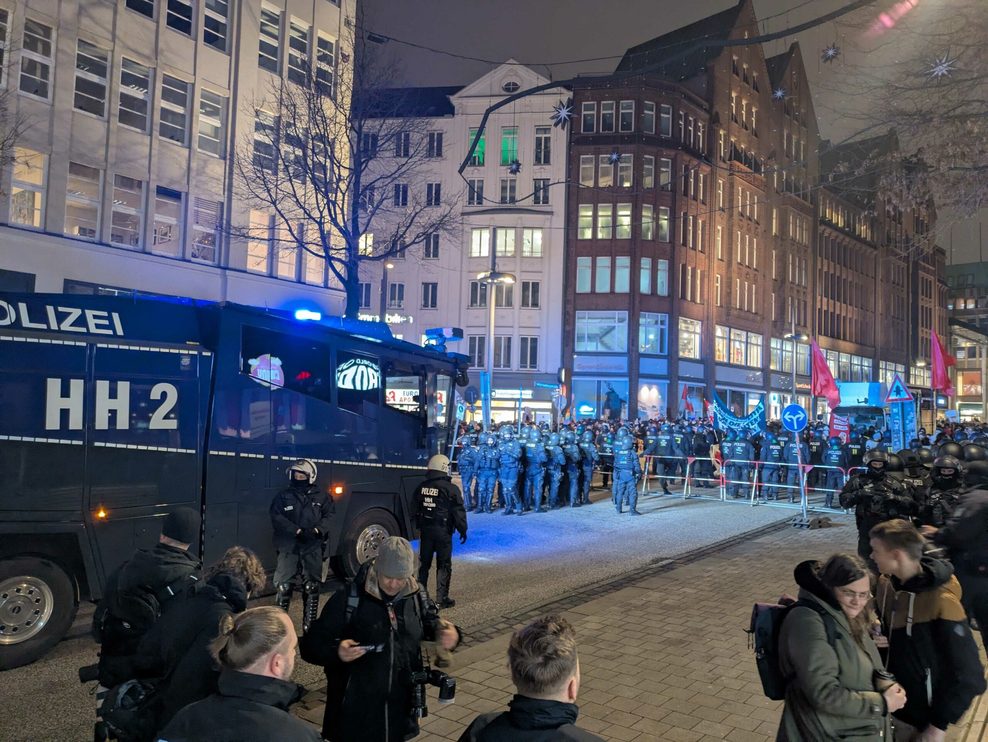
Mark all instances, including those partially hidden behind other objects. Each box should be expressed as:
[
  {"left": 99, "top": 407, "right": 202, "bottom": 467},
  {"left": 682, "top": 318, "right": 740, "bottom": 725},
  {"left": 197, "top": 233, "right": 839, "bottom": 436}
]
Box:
[
  {"left": 333, "top": 509, "right": 400, "bottom": 579},
  {"left": 0, "top": 557, "right": 77, "bottom": 670}
]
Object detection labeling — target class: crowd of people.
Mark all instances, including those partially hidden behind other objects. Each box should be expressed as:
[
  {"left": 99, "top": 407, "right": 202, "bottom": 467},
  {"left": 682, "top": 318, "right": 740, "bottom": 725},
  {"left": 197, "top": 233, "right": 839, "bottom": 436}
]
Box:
[{"left": 81, "top": 419, "right": 988, "bottom": 742}]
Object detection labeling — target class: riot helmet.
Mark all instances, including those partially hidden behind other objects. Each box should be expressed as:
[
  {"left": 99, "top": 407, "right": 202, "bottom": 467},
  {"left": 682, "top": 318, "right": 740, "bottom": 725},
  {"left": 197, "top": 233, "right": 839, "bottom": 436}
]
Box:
[
  {"left": 287, "top": 459, "right": 318, "bottom": 485},
  {"left": 427, "top": 454, "right": 451, "bottom": 475},
  {"left": 862, "top": 449, "right": 889, "bottom": 477},
  {"left": 828, "top": 436, "right": 842, "bottom": 448},
  {"left": 886, "top": 453, "right": 904, "bottom": 473},
  {"left": 955, "top": 429, "right": 969, "bottom": 442},
  {"left": 938, "top": 441, "right": 964, "bottom": 460},
  {"left": 548, "top": 433, "right": 561, "bottom": 447},
  {"left": 897, "top": 449, "right": 923, "bottom": 475},
  {"left": 964, "top": 443, "right": 987, "bottom": 462},
  {"left": 973, "top": 436, "right": 988, "bottom": 448},
  {"left": 964, "top": 459, "right": 988, "bottom": 487},
  {"left": 916, "top": 447, "right": 934, "bottom": 466},
  {"left": 932, "top": 455, "right": 963, "bottom": 485},
  {"left": 908, "top": 438, "right": 922, "bottom": 451},
  {"left": 660, "top": 423, "right": 671, "bottom": 433}
]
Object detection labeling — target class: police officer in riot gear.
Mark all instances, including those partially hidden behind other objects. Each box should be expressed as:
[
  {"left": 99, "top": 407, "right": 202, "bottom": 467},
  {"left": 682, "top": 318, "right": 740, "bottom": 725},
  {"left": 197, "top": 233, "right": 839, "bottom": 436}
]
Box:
[
  {"left": 612, "top": 435, "right": 643, "bottom": 515},
  {"left": 497, "top": 426, "right": 524, "bottom": 515},
  {"left": 692, "top": 425, "right": 713, "bottom": 487},
  {"left": 270, "top": 459, "right": 335, "bottom": 632},
  {"left": 522, "top": 428, "right": 548, "bottom": 513},
  {"left": 838, "top": 450, "right": 917, "bottom": 562},
  {"left": 476, "top": 432, "right": 499, "bottom": 513},
  {"left": 924, "top": 455, "right": 967, "bottom": 527},
  {"left": 821, "top": 437, "right": 849, "bottom": 508},
  {"left": 761, "top": 432, "right": 784, "bottom": 501},
  {"left": 579, "top": 430, "right": 600, "bottom": 504},
  {"left": 414, "top": 454, "right": 467, "bottom": 608},
  {"left": 545, "top": 432, "right": 566, "bottom": 508},
  {"left": 784, "top": 433, "right": 809, "bottom": 503},
  {"left": 562, "top": 430, "right": 584, "bottom": 506},
  {"left": 457, "top": 433, "right": 479, "bottom": 512},
  {"left": 655, "top": 423, "right": 674, "bottom": 494}
]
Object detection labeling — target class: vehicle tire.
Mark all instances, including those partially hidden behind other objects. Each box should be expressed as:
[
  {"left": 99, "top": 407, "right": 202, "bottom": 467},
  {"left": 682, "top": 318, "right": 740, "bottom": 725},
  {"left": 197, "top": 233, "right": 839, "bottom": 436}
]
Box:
[
  {"left": 0, "top": 556, "right": 78, "bottom": 670},
  {"left": 333, "top": 509, "right": 400, "bottom": 579}
]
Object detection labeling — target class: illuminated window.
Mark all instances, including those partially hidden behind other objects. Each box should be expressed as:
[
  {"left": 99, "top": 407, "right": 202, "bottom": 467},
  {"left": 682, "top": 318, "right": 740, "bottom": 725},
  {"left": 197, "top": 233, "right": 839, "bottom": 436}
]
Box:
[
  {"left": 111, "top": 175, "right": 145, "bottom": 248},
  {"left": 64, "top": 162, "right": 102, "bottom": 240},
  {"left": 151, "top": 186, "right": 184, "bottom": 257},
  {"left": 10, "top": 148, "right": 47, "bottom": 228}
]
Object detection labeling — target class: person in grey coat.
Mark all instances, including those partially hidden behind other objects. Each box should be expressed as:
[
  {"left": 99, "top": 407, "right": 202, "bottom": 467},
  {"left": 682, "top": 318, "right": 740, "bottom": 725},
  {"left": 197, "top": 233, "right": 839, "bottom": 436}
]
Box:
[{"left": 777, "top": 554, "right": 905, "bottom": 741}]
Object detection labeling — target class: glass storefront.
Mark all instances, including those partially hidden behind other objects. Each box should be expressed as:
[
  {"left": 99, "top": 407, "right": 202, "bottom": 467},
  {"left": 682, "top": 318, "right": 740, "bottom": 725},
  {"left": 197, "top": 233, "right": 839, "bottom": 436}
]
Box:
[
  {"left": 572, "top": 378, "right": 630, "bottom": 420},
  {"left": 637, "top": 380, "right": 669, "bottom": 420}
]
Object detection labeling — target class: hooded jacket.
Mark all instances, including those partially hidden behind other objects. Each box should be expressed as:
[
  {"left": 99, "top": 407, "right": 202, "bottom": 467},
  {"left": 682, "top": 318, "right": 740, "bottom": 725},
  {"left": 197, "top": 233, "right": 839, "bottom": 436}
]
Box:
[
  {"left": 776, "top": 560, "right": 891, "bottom": 742},
  {"left": 155, "top": 669, "right": 319, "bottom": 742},
  {"left": 875, "top": 556, "right": 986, "bottom": 731},
  {"left": 458, "top": 696, "right": 604, "bottom": 742},
  {"left": 269, "top": 482, "right": 335, "bottom": 552}
]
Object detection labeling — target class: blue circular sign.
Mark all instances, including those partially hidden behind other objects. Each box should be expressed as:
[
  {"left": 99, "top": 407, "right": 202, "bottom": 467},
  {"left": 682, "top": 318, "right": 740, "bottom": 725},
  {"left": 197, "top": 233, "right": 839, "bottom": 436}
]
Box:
[{"left": 781, "top": 404, "right": 808, "bottom": 433}]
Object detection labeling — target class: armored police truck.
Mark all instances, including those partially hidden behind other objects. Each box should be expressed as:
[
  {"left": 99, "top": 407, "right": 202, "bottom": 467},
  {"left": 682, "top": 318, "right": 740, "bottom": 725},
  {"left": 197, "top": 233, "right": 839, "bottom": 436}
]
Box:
[{"left": 0, "top": 293, "right": 468, "bottom": 669}]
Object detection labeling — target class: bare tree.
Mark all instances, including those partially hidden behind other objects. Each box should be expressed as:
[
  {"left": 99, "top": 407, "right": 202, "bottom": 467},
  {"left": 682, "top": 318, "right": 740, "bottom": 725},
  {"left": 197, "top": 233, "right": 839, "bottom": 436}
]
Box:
[{"left": 235, "top": 32, "right": 460, "bottom": 318}]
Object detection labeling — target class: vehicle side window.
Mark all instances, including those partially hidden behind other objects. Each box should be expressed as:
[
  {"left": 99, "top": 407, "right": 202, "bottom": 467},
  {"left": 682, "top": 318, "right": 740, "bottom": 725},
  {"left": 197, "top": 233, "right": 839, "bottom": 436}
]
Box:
[
  {"left": 385, "top": 362, "right": 424, "bottom": 417},
  {"left": 241, "top": 325, "right": 332, "bottom": 403},
  {"left": 336, "top": 350, "right": 381, "bottom": 416}
]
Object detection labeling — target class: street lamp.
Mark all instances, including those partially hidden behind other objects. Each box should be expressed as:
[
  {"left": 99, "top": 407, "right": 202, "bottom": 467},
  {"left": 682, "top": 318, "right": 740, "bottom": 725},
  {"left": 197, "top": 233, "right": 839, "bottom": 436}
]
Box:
[
  {"left": 915, "top": 359, "right": 929, "bottom": 429},
  {"left": 783, "top": 331, "right": 809, "bottom": 409},
  {"left": 379, "top": 261, "right": 395, "bottom": 319},
  {"left": 477, "top": 268, "right": 515, "bottom": 431}
]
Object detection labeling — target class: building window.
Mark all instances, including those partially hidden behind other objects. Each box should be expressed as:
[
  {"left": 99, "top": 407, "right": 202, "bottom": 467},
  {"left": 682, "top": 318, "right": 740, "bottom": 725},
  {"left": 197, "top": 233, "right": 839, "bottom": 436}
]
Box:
[
  {"left": 394, "top": 132, "right": 410, "bottom": 158},
  {"left": 0, "top": 10, "right": 7, "bottom": 88},
  {"left": 423, "top": 233, "right": 439, "bottom": 259},
  {"left": 467, "top": 179, "right": 484, "bottom": 205},
  {"left": 470, "top": 228, "right": 489, "bottom": 257},
  {"left": 427, "top": 132, "right": 443, "bottom": 158},
  {"left": 578, "top": 205, "right": 593, "bottom": 239},
  {"left": 253, "top": 110, "right": 277, "bottom": 172},
  {"left": 659, "top": 157, "right": 672, "bottom": 190},
  {"left": 315, "top": 33, "right": 336, "bottom": 96},
  {"left": 579, "top": 155, "right": 594, "bottom": 186},
  {"left": 534, "top": 126, "right": 551, "bottom": 165},
  {"left": 390, "top": 183, "right": 408, "bottom": 207},
  {"left": 600, "top": 101, "right": 615, "bottom": 132},
  {"left": 522, "top": 228, "right": 543, "bottom": 257},
  {"left": 659, "top": 104, "right": 672, "bottom": 136},
  {"left": 356, "top": 282, "right": 371, "bottom": 309},
  {"left": 468, "top": 128, "right": 486, "bottom": 166},
  {"left": 521, "top": 280, "right": 540, "bottom": 308},
  {"left": 287, "top": 20, "right": 310, "bottom": 86},
  {"left": 203, "top": 0, "right": 229, "bottom": 51},
  {"left": 467, "top": 336, "right": 486, "bottom": 368},
  {"left": 615, "top": 203, "right": 632, "bottom": 238},
  {"left": 190, "top": 197, "right": 222, "bottom": 263},
  {"left": 595, "top": 256, "right": 611, "bottom": 293},
  {"left": 388, "top": 282, "right": 405, "bottom": 309},
  {"left": 614, "top": 256, "right": 631, "bottom": 293},
  {"left": 152, "top": 186, "right": 183, "bottom": 257},
  {"left": 619, "top": 100, "right": 634, "bottom": 132},
  {"left": 642, "top": 101, "right": 655, "bottom": 133},
  {"left": 110, "top": 175, "right": 144, "bottom": 248},
  {"left": 597, "top": 155, "right": 613, "bottom": 188},
  {"left": 198, "top": 89, "right": 227, "bottom": 157},
  {"left": 714, "top": 325, "right": 728, "bottom": 363},
  {"left": 533, "top": 178, "right": 550, "bottom": 205},
  {"left": 499, "top": 178, "right": 516, "bottom": 204},
  {"left": 126, "top": 0, "right": 156, "bottom": 19},
  {"left": 159, "top": 75, "right": 191, "bottom": 145},
  {"left": 640, "top": 257, "right": 652, "bottom": 294},
  {"left": 246, "top": 210, "right": 271, "bottom": 273},
  {"left": 426, "top": 182, "right": 441, "bottom": 206},
  {"left": 716, "top": 226, "right": 724, "bottom": 260},
  {"left": 575, "top": 310, "right": 628, "bottom": 353},
  {"left": 74, "top": 40, "right": 109, "bottom": 117},
  {"left": 166, "top": 0, "right": 193, "bottom": 35},
  {"left": 64, "top": 162, "right": 102, "bottom": 240},
  {"left": 495, "top": 227, "right": 515, "bottom": 257},
  {"left": 468, "top": 281, "right": 488, "bottom": 308},
  {"left": 715, "top": 274, "right": 722, "bottom": 306},
  {"left": 500, "top": 126, "right": 518, "bottom": 165},
  {"left": 653, "top": 257, "right": 668, "bottom": 296},
  {"left": 618, "top": 154, "right": 633, "bottom": 187},
  {"left": 581, "top": 101, "right": 596, "bottom": 133},
  {"left": 258, "top": 5, "right": 282, "bottom": 73},
  {"left": 519, "top": 337, "right": 538, "bottom": 370},
  {"left": 642, "top": 204, "right": 654, "bottom": 240},
  {"left": 597, "top": 204, "right": 613, "bottom": 239},
  {"left": 657, "top": 206, "right": 670, "bottom": 242},
  {"left": 421, "top": 282, "right": 438, "bottom": 309},
  {"left": 9, "top": 148, "right": 47, "bottom": 228},
  {"left": 493, "top": 336, "right": 512, "bottom": 369},
  {"left": 639, "top": 313, "right": 669, "bottom": 355},
  {"left": 20, "top": 20, "right": 54, "bottom": 100},
  {"left": 643, "top": 155, "right": 654, "bottom": 188},
  {"left": 576, "top": 257, "right": 591, "bottom": 293},
  {"left": 678, "top": 317, "right": 701, "bottom": 359}
]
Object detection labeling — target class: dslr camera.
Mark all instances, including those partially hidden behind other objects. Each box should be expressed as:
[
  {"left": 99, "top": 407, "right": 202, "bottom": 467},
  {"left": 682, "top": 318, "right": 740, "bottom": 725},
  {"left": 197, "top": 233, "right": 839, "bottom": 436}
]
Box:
[{"left": 409, "top": 664, "right": 456, "bottom": 719}]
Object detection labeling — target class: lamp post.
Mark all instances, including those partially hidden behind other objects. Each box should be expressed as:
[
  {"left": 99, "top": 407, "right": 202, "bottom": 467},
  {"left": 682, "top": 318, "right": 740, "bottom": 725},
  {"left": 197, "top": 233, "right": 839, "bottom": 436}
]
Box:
[
  {"left": 783, "top": 330, "right": 809, "bottom": 409},
  {"left": 478, "top": 264, "right": 516, "bottom": 432},
  {"left": 784, "top": 323, "right": 810, "bottom": 524},
  {"left": 379, "top": 261, "right": 395, "bottom": 320},
  {"left": 915, "top": 358, "right": 929, "bottom": 430}
]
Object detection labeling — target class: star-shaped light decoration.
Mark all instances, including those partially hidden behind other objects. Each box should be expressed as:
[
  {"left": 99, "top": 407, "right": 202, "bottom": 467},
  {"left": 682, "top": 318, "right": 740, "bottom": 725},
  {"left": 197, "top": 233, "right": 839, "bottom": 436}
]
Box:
[
  {"left": 821, "top": 43, "right": 841, "bottom": 63},
  {"left": 551, "top": 97, "right": 574, "bottom": 129},
  {"left": 772, "top": 87, "right": 787, "bottom": 101},
  {"left": 508, "top": 159, "right": 522, "bottom": 175},
  {"left": 608, "top": 149, "right": 622, "bottom": 165},
  {"left": 926, "top": 53, "right": 957, "bottom": 80}
]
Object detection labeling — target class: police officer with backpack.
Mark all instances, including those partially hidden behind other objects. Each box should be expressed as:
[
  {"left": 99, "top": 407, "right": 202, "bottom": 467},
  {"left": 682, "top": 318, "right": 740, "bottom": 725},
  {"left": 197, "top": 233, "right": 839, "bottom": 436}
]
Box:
[
  {"left": 270, "top": 459, "right": 335, "bottom": 633},
  {"left": 413, "top": 454, "right": 467, "bottom": 609}
]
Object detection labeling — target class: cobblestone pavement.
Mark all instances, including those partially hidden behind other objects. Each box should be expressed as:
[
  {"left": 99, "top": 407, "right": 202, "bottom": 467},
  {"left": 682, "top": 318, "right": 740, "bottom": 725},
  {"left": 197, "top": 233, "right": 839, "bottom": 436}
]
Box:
[{"left": 297, "top": 519, "right": 988, "bottom": 742}]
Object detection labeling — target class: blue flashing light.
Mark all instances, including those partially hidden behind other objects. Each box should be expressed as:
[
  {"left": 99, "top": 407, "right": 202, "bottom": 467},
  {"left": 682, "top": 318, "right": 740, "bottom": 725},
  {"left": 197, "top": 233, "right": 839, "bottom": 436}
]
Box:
[{"left": 294, "top": 309, "right": 322, "bottom": 321}]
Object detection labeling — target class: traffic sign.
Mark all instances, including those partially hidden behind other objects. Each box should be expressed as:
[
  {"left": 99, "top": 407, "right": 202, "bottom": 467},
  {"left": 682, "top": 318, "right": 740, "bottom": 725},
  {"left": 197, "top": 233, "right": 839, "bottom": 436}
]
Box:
[
  {"left": 885, "top": 373, "right": 914, "bottom": 403},
  {"left": 463, "top": 385, "right": 480, "bottom": 405},
  {"left": 782, "top": 404, "right": 808, "bottom": 433},
  {"left": 535, "top": 381, "right": 561, "bottom": 391}
]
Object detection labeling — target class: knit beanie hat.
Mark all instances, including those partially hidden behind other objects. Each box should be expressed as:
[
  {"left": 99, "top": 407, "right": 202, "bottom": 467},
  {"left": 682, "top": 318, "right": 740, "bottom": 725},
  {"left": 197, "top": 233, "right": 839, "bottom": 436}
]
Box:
[
  {"left": 161, "top": 507, "right": 201, "bottom": 545},
  {"left": 376, "top": 537, "right": 415, "bottom": 579}
]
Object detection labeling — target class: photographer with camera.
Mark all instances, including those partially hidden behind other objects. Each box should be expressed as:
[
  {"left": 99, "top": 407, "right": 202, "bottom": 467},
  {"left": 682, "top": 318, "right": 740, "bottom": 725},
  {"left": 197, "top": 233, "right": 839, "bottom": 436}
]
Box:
[{"left": 300, "top": 536, "right": 459, "bottom": 742}]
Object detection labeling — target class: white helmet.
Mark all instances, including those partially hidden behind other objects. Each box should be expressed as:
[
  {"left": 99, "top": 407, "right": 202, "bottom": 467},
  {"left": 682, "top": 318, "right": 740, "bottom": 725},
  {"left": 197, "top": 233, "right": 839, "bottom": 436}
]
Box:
[
  {"left": 288, "top": 459, "right": 318, "bottom": 484},
  {"left": 427, "top": 454, "right": 450, "bottom": 475}
]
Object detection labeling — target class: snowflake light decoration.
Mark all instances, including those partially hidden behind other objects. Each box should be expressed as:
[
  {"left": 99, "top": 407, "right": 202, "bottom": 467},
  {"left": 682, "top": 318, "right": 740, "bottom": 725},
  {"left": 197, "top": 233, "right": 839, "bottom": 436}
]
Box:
[
  {"left": 772, "top": 87, "right": 787, "bottom": 101},
  {"left": 551, "top": 98, "right": 573, "bottom": 129},
  {"left": 508, "top": 159, "right": 522, "bottom": 175},
  {"left": 821, "top": 43, "right": 841, "bottom": 63},
  {"left": 608, "top": 150, "right": 622, "bottom": 165},
  {"left": 926, "top": 53, "right": 957, "bottom": 80}
]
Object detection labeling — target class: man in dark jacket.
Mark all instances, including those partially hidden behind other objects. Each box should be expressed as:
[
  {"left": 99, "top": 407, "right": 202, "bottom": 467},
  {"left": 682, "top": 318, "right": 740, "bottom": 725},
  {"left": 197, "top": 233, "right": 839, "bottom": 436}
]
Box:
[
  {"left": 156, "top": 606, "right": 319, "bottom": 742},
  {"left": 839, "top": 450, "right": 917, "bottom": 562},
  {"left": 413, "top": 454, "right": 468, "bottom": 609},
  {"left": 269, "top": 458, "right": 335, "bottom": 632},
  {"left": 871, "top": 520, "right": 986, "bottom": 741},
  {"left": 458, "top": 614, "right": 603, "bottom": 742},
  {"left": 95, "top": 508, "right": 202, "bottom": 688},
  {"left": 300, "top": 537, "right": 460, "bottom": 742}
]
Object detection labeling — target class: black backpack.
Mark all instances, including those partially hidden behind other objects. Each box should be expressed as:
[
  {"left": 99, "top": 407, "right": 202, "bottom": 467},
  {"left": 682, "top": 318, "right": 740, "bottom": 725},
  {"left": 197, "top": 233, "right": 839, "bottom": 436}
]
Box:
[
  {"left": 93, "top": 574, "right": 197, "bottom": 643},
  {"left": 747, "top": 598, "right": 837, "bottom": 700},
  {"left": 99, "top": 678, "right": 161, "bottom": 742}
]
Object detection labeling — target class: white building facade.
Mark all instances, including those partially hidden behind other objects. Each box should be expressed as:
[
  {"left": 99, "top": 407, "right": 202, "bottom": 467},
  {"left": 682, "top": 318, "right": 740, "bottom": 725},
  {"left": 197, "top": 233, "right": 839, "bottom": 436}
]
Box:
[
  {"left": 363, "top": 63, "right": 568, "bottom": 424},
  {"left": 0, "top": 0, "right": 353, "bottom": 316}
]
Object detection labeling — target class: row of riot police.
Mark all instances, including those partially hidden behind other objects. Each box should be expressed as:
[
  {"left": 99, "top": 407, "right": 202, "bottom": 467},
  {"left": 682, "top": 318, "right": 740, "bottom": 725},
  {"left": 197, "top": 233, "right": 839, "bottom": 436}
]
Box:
[{"left": 641, "top": 423, "right": 718, "bottom": 495}]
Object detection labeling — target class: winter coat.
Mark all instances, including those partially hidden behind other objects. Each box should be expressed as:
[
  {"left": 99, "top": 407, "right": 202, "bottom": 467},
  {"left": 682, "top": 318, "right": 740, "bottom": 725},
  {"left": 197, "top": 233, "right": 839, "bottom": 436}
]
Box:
[
  {"left": 136, "top": 572, "right": 249, "bottom": 732},
  {"left": 269, "top": 482, "right": 335, "bottom": 552},
  {"left": 413, "top": 471, "right": 468, "bottom": 538},
  {"left": 299, "top": 561, "right": 459, "bottom": 741},
  {"left": 155, "top": 669, "right": 319, "bottom": 742},
  {"left": 458, "top": 696, "right": 604, "bottom": 742},
  {"left": 875, "top": 556, "right": 986, "bottom": 731},
  {"left": 96, "top": 543, "right": 202, "bottom": 687},
  {"left": 776, "top": 561, "right": 891, "bottom": 741},
  {"left": 934, "top": 488, "right": 988, "bottom": 575}
]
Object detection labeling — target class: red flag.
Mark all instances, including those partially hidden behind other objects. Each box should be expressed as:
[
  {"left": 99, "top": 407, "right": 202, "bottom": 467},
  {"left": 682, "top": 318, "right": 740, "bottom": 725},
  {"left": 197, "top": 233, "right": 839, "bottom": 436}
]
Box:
[
  {"left": 931, "top": 331, "right": 956, "bottom": 396},
  {"left": 682, "top": 385, "right": 694, "bottom": 414},
  {"left": 810, "top": 339, "right": 841, "bottom": 410}
]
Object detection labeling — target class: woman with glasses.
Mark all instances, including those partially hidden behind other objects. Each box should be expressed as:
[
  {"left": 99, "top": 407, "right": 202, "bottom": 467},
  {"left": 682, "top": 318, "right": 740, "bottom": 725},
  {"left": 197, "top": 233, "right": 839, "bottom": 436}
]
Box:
[{"left": 777, "top": 553, "right": 906, "bottom": 741}]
